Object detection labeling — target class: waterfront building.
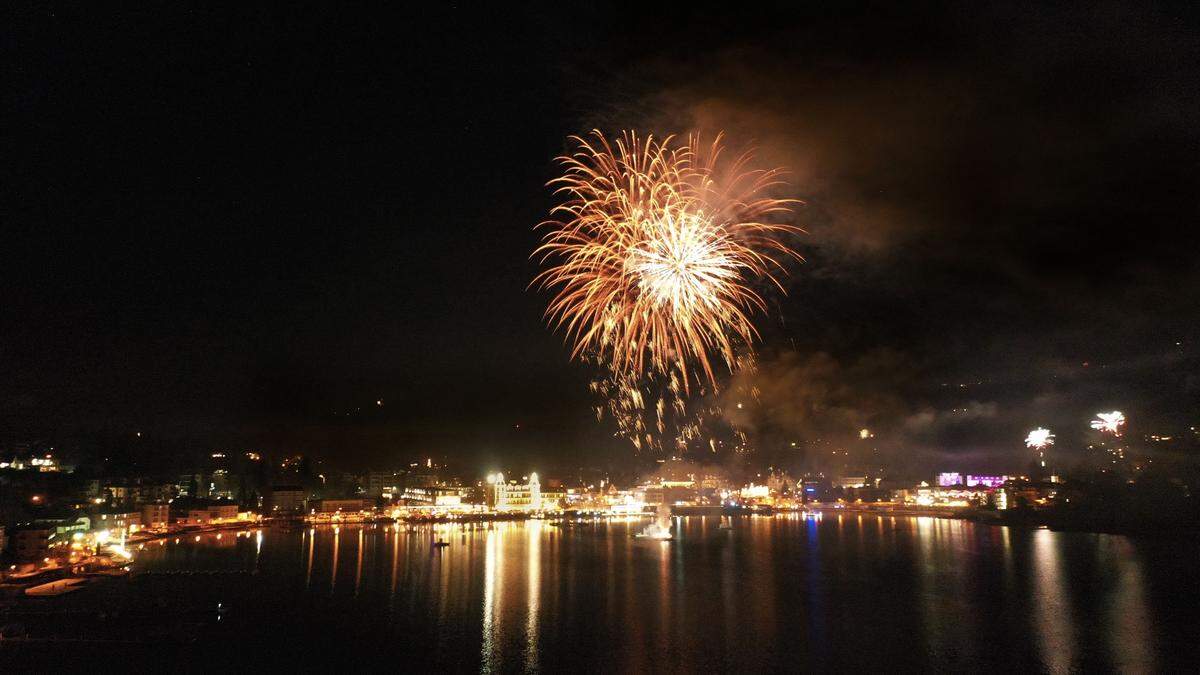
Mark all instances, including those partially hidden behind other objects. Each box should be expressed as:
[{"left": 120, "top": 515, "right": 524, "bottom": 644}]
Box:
[
  {"left": 401, "top": 485, "right": 472, "bottom": 508},
  {"left": 965, "top": 475, "right": 1009, "bottom": 488},
  {"left": 739, "top": 484, "right": 771, "bottom": 500},
  {"left": 485, "top": 473, "right": 543, "bottom": 511},
  {"left": 141, "top": 503, "right": 170, "bottom": 529},
  {"left": 32, "top": 515, "right": 91, "bottom": 547},
  {"left": 207, "top": 502, "right": 238, "bottom": 521},
  {"left": 765, "top": 471, "right": 796, "bottom": 494},
  {"left": 801, "top": 480, "right": 827, "bottom": 502},
  {"left": 182, "top": 509, "right": 212, "bottom": 525},
  {"left": 936, "top": 472, "right": 962, "bottom": 487},
  {"left": 95, "top": 510, "right": 141, "bottom": 536},
  {"left": 640, "top": 485, "right": 664, "bottom": 505},
  {"left": 365, "top": 471, "right": 393, "bottom": 498},
  {"left": 898, "top": 485, "right": 990, "bottom": 507},
  {"left": 312, "top": 498, "right": 367, "bottom": 514},
  {"left": 12, "top": 527, "right": 51, "bottom": 561},
  {"left": 266, "top": 485, "right": 307, "bottom": 513},
  {"left": 539, "top": 485, "right": 567, "bottom": 510}
]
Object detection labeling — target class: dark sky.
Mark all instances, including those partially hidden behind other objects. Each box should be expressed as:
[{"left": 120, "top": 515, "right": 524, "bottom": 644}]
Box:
[{"left": 5, "top": 3, "right": 1199, "bottom": 472}]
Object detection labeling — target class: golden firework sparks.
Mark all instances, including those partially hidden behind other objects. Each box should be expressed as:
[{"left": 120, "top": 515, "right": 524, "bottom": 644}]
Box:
[{"left": 533, "top": 130, "right": 801, "bottom": 391}]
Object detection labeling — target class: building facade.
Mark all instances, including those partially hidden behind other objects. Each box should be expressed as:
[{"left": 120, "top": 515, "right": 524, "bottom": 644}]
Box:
[{"left": 486, "top": 473, "right": 542, "bottom": 511}]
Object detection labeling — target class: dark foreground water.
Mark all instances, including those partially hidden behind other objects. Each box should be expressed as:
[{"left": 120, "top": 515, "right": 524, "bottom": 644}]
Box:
[{"left": 4, "top": 514, "right": 1198, "bottom": 672}]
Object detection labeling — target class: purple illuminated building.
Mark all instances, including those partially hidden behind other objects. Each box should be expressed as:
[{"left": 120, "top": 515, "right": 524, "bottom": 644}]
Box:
[
  {"left": 965, "top": 475, "right": 1006, "bottom": 488},
  {"left": 936, "top": 472, "right": 962, "bottom": 487}
]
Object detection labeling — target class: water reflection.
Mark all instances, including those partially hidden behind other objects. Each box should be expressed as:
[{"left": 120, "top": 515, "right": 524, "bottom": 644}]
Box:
[
  {"left": 125, "top": 516, "right": 1193, "bottom": 672},
  {"left": 390, "top": 524, "right": 400, "bottom": 600},
  {"left": 481, "top": 524, "right": 503, "bottom": 673},
  {"left": 330, "top": 525, "right": 340, "bottom": 594},
  {"left": 1106, "top": 537, "right": 1154, "bottom": 672},
  {"left": 354, "top": 528, "right": 364, "bottom": 596},
  {"left": 526, "top": 520, "right": 541, "bottom": 673},
  {"left": 305, "top": 528, "right": 314, "bottom": 587},
  {"left": 1032, "top": 529, "right": 1076, "bottom": 673}
]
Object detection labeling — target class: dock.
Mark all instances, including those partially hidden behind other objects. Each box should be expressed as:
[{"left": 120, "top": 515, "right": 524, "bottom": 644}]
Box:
[{"left": 24, "top": 578, "right": 87, "bottom": 597}]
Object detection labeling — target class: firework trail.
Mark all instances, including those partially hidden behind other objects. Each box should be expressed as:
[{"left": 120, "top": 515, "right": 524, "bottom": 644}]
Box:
[
  {"left": 589, "top": 351, "right": 759, "bottom": 454},
  {"left": 534, "top": 131, "right": 800, "bottom": 453}
]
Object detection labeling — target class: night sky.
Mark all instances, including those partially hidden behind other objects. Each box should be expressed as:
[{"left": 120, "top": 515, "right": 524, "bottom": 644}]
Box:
[{"left": 6, "top": 4, "right": 1199, "bottom": 472}]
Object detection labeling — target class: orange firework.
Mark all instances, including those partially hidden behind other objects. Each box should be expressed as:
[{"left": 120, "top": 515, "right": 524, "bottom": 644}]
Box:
[{"left": 533, "top": 130, "right": 801, "bottom": 390}]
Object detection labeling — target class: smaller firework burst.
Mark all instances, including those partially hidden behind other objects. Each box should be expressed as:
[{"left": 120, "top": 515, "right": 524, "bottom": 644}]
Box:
[
  {"left": 1090, "top": 411, "right": 1126, "bottom": 436},
  {"left": 1025, "top": 427, "right": 1055, "bottom": 449}
]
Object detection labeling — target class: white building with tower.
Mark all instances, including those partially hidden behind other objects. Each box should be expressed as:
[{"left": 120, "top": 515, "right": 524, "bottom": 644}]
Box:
[{"left": 486, "top": 472, "right": 542, "bottom": 511}]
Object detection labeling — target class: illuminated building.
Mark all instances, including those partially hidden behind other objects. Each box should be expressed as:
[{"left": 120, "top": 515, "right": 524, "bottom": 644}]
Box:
[
  {"left": 210, "top": 469, "right": 232, "bottom": 500},
  {"left": 765, "top": 471, "right": 796, "bottom": 493},
  {"left": 177, "top": 500, "right": 240, "bottom": 524},
  {"left": 141, "top": 503, "right": 170, "bottom": 529},
  {"left": 401, "top": 485, "right": 473, "bottom": 508},
  {"left": 207, "top": 502, "right": 238, "bottom": 521},
  {"left": 832, "top": 476, "right": 868, "bottom": 489},
  {"left": 640, "top": 485, "right": 664, "bottom": 505},
  {"left": 0, "top": 453, "right": 59, "bottom": 472},
  {"left": 95, "top": 510, "right": 141, "bottom": 536},
  {"left": 131, "top": 482, "right": 177, "bottom": 504},
  {"left": 899, "top": 486, "right": 990, "bottom": 507},
  {"left": 486, "top": 473, "right": 543, "bottom": 511},
  {"left": 365, "top": 471, "right": 392, "bottom": 498},
  {"left": 34, "top": 515, "right": 91, "bottom": 545},
  {"left": 801, "top": 480, "right": 825, "bottom": 502},
  {"left": 266, "top": 485, "right": 307, "bottom": 513},
  {"left": 994, "top": 488, "right": 1009, "bottom": 510},
  {"left": 605, "top": 493, "right": 647, "bottom": 514},
  {"left": 312, "top": 498, "right": 367, "bottom": 514},
  {"left": 739, "top": 484, "right": 770, "bottom": 500},
  {"left": 936, "top": 472, "right": 962, "bottom": 487},
  {"left": 183, "top": 509, "right": 213, "bottom": 525},
  {"left": 30, "top": 455, "right": 58, "bottom": 472},
  {"left": 965, "top": 475, "right": 1009, "bottom": 488},
  {"left": 177, "top": 473, "right": 209, "bottom": 498},
  {"left": 103, "top": 485, "right": 129, "bottom": 502}
]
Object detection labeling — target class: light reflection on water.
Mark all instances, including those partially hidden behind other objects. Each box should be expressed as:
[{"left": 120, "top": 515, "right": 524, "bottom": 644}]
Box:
[
  {"left": 1033, "top": 528, "right": 1076, "bottom": 673},
  {"left": 128, "top": 516, "right": 1191, "bottom": 672}
]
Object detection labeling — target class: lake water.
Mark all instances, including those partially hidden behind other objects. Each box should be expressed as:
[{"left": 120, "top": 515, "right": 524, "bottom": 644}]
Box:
[{"left": 5, "top": 514, "right": 1198, "bottom": 672}]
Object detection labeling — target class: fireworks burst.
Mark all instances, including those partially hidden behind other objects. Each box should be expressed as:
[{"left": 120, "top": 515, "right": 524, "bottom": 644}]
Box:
[
  {"left": 1090, "top": 411, "right": 1126, "bottom": 436},
  {"left": 533, "top": 130, "right": 801, "bottom": 392},
  {"left": 1024, "top": 427, "right": 1055, "bottom": 450}
]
